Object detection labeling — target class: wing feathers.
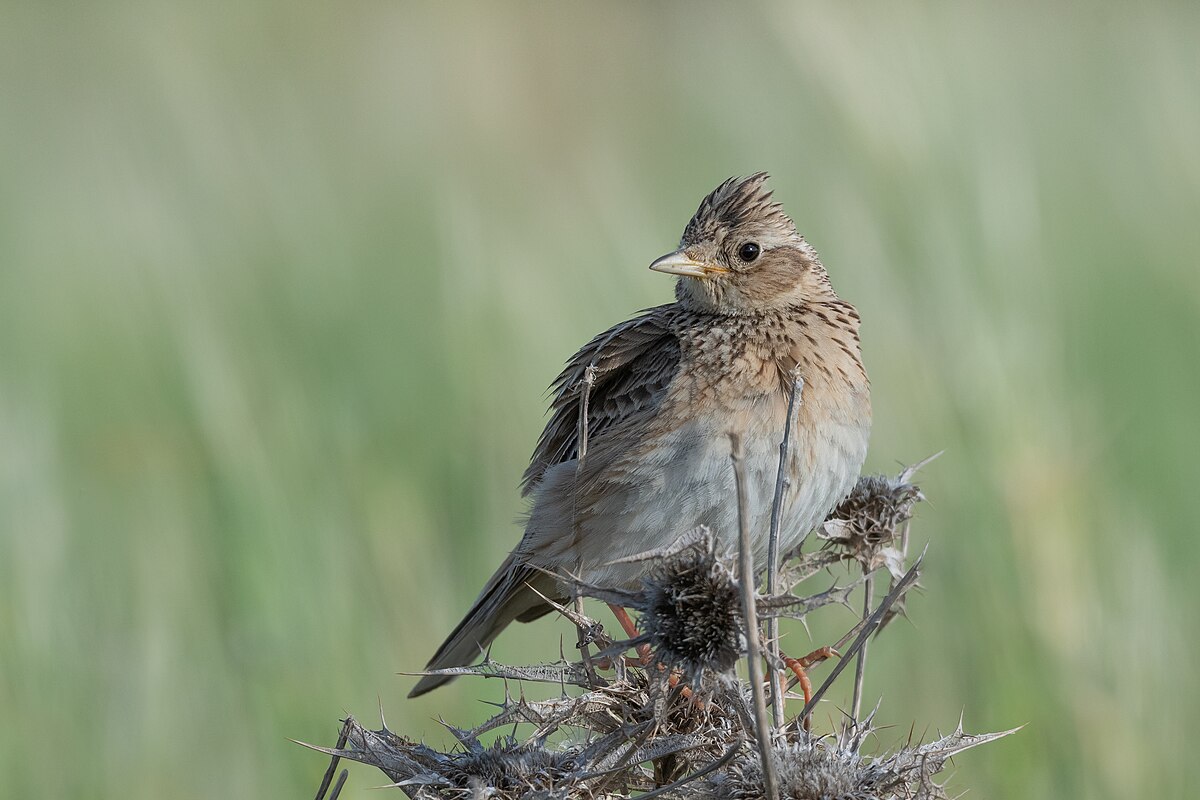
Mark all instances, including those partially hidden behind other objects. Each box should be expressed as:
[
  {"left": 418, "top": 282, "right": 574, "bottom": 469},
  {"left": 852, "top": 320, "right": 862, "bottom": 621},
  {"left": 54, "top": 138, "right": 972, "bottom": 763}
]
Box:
[{"left": 520, "top": 305, "right": 681, "bottom": 496}]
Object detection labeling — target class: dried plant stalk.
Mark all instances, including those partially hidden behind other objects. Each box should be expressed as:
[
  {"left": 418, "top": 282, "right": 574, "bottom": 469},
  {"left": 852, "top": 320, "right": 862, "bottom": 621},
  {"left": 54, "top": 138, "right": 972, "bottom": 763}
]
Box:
[
  {"left": 766, "top": 371, "right": 803, "bottom": 730},
  {"left": 850, "top": 571, "right": 873, "bottom": 722},
  {"left": 728, "top": 431, "right": 780, "bottom": 800},
  {"left": 305, "top": 459, "right": 1015, "bottom": 800},
  {"left": 572, "top": 365, "right": 599, "bottom": 675}
]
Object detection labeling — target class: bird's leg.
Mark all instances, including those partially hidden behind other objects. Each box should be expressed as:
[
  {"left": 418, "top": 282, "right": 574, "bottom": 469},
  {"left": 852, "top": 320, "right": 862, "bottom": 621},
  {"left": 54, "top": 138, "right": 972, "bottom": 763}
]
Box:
[
  {"left": 605, "top": 604, "right": 703, "bottom": 707},
  {"left": 581, "top": 569, "right": 752, "bottom": 713},
  {"left": 606, "top": 603, "right": 654, "bottom": 666},
  {"left": 783, "top": 645, "right": 840, "bottom": 731},
  {"left": 584, "top": 605, "right": 649, "bottom": 671}
]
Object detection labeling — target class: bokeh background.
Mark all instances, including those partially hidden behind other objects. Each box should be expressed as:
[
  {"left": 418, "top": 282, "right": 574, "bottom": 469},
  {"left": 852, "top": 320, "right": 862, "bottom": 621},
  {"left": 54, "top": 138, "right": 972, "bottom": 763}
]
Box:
[{"left": 2, "top": 2, "right": 1198, "bottom": 797}]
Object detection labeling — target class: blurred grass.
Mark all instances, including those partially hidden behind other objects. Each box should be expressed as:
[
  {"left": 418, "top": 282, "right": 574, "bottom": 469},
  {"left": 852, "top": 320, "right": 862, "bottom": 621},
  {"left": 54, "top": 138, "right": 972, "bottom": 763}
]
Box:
[{"left": 1, "top": 1, "right": 1197, "bottom": 797}]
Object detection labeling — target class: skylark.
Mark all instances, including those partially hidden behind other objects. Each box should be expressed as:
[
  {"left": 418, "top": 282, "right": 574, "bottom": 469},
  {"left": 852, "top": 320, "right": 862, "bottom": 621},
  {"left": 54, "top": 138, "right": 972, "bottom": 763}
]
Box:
[{"left": 410, "top": 173, "right": 871, "bottom": 697}]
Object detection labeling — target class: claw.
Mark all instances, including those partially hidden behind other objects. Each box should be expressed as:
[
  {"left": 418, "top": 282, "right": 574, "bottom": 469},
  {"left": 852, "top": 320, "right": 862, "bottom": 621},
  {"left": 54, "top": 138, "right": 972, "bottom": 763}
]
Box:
[{"left": 783, "top": 645, "right": 840, "bottom": 731}]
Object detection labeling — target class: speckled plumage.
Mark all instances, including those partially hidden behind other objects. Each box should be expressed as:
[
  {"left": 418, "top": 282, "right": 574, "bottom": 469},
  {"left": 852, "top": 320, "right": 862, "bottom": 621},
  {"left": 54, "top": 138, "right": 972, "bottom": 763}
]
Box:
[{"left": 411, "top": 174, "right": 871, "bottom": 697}]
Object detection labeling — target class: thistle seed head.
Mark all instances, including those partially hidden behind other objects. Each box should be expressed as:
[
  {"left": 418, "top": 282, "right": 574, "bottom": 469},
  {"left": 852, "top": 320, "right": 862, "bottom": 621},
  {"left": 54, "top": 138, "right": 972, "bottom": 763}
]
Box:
[
  {"left": 821, "top": 472, "right": 924, "bottom": 571},
  {"left": 703, "top": 738, "right": 864, "bottom": 800},
  {"left": 442, "top": 738, "right": 576, "bottom": 798},
  {"left": 637, "top": 543, "right": 743, "bottom": 679}
]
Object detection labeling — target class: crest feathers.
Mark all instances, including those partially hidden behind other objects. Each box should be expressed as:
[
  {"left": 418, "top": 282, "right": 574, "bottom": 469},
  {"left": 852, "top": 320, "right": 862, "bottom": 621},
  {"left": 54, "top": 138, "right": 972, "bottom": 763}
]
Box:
[{"left": 681, "top": 173, "right": 797, "bottom": 246}]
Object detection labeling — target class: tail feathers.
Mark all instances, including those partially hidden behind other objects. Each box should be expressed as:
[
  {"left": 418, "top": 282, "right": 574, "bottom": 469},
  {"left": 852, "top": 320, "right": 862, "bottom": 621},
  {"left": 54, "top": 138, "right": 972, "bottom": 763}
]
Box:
[{"left": 408, "top": 557, "right": 556, "bottom": 697}]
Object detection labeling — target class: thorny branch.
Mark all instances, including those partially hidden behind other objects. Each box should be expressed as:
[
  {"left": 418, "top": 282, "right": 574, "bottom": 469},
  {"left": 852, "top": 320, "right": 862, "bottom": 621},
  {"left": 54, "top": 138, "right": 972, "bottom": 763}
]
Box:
[
  {"left": 797, "top": 553, "right": 924, "bottom": 726},
  {"left": 306, "top": 459, "right": 1015, "bottom": 799}
]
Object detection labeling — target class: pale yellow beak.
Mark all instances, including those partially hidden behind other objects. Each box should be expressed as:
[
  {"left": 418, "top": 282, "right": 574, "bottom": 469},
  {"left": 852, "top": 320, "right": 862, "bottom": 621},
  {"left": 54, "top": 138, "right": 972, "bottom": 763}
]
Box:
[{"left": 648, "top": 250, "right": 729, "bottom": 278}]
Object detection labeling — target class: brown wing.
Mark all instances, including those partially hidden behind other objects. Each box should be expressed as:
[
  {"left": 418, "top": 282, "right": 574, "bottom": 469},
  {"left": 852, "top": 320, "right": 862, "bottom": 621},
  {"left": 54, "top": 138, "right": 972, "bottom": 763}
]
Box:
[{"left": 520, "top": 304, "right": 682, "bottom": 496}]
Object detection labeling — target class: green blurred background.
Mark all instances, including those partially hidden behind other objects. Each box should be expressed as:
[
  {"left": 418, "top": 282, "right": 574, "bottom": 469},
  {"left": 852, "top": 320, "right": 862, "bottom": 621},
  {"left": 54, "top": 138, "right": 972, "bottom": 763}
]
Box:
[{"left": 2, "top": 2, "right": 1197, "bottom": 797}]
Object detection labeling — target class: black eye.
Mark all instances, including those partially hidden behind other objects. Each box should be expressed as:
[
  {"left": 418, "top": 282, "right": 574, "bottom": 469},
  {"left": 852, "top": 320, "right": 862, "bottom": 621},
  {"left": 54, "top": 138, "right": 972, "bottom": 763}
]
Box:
[{"left": 738, "top": 242, "right": 760, "bottom": 262}]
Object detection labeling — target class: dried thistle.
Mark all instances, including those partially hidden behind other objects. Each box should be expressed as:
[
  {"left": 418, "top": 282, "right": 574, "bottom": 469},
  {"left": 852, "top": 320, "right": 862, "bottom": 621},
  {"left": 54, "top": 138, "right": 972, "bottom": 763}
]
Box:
[
  {"left": 565, "top": 534, "right": 746, "bottom": 684},
  {"left": 701, "top": 736, "right": 862, "bottom": 800},
  {"left": 819, "top": 456, "right": 937, "bottom": 576},
  {"left": 305, "top": 720, "right": 584, "bottom": 800},
  {"left": 698, "top": 721, "right": 1019, "bottom": 800},
  {"left": 305, "top": 701, "right": 1016, "bottom": 800},
  {"left": 433, "top": 736, "right": 578, "bottom": 798},
  {"left": 308, "top": 453, "right": 1016, "bottom": 799},
  {"left": 638, "top": 541, "right": 743, "bottom": 680}
]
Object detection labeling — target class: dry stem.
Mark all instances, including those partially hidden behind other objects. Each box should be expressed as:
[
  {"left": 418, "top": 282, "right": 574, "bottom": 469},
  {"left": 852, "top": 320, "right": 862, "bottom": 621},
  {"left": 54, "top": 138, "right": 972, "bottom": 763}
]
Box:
[
  {"left": 798, "top": 552, "right": 923, "bottom": 724},
  {"left": 573, "top": 365, "right": 599, "bottom": 674},
  {"left": 766, "top": 371, "right": 803, "bottom": 729},
  {"left": 851, "top": 571, "right": 874, "bottom": 722},
  {"left": 311, "top": 719, "right": 350, "bottom": 800},
  {"left": 728, "top": 432, "right": 780, "bottom": 800},
  {"left": 309, "top": 460, "right": 1015, "bottom": 800}
]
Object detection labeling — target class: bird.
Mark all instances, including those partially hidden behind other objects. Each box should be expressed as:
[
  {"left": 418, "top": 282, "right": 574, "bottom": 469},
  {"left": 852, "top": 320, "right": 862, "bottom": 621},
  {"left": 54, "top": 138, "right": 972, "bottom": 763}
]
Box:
[{"left": 409, "top": 173, "right": 871, "bottom": 697}]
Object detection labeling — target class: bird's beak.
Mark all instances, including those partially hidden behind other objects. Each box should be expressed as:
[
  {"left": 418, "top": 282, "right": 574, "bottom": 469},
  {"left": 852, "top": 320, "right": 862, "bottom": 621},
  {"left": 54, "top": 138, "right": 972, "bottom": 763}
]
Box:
[{"left": 648, "top": 250, "right": 729, "bottom": 278}]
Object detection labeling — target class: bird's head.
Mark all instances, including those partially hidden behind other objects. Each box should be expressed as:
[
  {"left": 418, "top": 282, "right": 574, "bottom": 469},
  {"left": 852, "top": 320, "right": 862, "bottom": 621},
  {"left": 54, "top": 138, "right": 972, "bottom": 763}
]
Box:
[{"left": 650, "top": 173, "right": 836, "bottom": 314}]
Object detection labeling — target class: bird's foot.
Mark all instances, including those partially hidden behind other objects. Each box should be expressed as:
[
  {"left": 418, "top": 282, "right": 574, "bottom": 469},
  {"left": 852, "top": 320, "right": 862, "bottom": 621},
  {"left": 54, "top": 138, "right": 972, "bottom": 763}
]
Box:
[
  {"left": 782, "top": 645, "right": 840, "bottom": 730},
  {"left": 607, "top": 603, "right": 654, "bottom": 666},
  {"left": 605, "top": 603, "right": 702, "bottom": 706}
]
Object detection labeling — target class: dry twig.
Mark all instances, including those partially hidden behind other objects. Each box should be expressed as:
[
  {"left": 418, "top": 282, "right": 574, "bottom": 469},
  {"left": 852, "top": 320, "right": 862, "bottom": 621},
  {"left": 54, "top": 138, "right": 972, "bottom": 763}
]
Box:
[
  {"left": 766, "top": 371, "right": 803, "bottom": 730},
  {"left": 851, "top": 572, "right": 873, "bottom": 723},
  {"left": 306, "top": 459, "right": 1014, "bottom": 800},
  {"left": 728, "top": 432, "right": 780, "bottom": 800}
]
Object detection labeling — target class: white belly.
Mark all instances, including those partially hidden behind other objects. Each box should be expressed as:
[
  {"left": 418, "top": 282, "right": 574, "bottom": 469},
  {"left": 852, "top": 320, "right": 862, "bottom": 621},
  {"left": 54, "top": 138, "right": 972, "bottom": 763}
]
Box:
[{"left": 567, "top": 402, "right": 868, "bottom": 588}]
